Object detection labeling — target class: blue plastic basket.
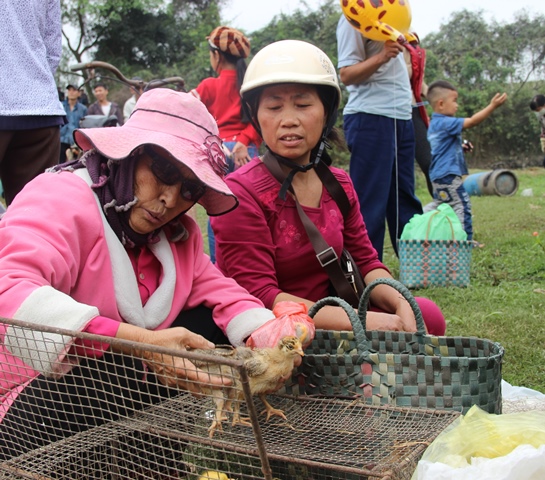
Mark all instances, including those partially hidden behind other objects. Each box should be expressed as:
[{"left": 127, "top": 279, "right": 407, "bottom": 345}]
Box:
[{"left": 398, "top": 239, "right": 472, "bottom": 288}]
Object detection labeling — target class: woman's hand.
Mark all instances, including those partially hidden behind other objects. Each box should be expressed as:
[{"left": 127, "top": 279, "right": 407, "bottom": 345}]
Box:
[
  {"left": 365, "top": 311, "right": 416, "bottom": 332},
  {"left": 392, "top": 297, "right": 418, "bottom": 331},
  {"left": 362, "top": 270, "right": 419, "bottom": 332},
  {"left": 116, "top": 324, "right": 230, "bottom": 394}
]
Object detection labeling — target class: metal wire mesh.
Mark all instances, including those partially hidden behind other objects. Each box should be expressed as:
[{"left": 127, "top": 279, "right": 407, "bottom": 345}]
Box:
[{"left": 0, "top": 319, "right": 460, "bottom": 479}]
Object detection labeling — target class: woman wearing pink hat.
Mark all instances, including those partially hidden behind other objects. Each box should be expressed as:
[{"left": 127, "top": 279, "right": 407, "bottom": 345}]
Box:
[{"left": 0, "top": 88, "right": 276, "bottom": 458}]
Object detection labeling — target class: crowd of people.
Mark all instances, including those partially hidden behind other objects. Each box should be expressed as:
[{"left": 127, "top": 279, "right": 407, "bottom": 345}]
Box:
[{"left": 0, "top": 0, "right": 538, "bottom": 458}]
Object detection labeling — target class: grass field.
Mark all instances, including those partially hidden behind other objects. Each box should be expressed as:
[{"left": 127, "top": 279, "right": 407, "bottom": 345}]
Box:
[
  {"left": 386, "top": 167, "right": 545, "bottom": 393},
  {"left": 197, "top": 167, "right": 545, "bottom": 393}
]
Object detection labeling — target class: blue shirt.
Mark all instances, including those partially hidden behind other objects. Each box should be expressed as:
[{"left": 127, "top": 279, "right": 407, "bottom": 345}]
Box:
[
  {"left": 427, "top": 113, "right": 466, "bottom": 181},
  {"left": 336, "top": 16, "right": 412, "bottom": 120},
  {"left": 60, "top": 101, "right": 87, "bottom": 144}
]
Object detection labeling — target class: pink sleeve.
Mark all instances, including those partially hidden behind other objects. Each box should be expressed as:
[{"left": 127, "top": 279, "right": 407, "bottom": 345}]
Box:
[
  {"left": 72, "top": 316, "right": 121, "bottom": 357},
  {"left": 212, "top": 170, "right": 283, "bottom": 309},
  {"left": 165, "top": 217, "right": 270, "bottom": 345},
  {"left": 83, "top": 316, "right": 121, "bottom": 337},
  {"left": 0, "top": 173, "right": 103, "bottom": 318}
]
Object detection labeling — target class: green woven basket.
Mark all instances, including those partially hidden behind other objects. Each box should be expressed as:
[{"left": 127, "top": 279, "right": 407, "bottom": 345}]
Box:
[{"left": 284, "top": 278, "right": 504, "bottom": 414}]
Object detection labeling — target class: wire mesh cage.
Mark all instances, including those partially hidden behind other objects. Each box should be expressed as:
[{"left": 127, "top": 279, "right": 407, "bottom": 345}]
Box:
[{"left": 0, "top": 319, "right": 460, "bottom": 480}]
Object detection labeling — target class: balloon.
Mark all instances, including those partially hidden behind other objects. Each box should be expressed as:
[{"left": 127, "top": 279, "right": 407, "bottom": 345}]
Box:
[{"left": 340, "top": 0, "right": 412, "bottom": 44}]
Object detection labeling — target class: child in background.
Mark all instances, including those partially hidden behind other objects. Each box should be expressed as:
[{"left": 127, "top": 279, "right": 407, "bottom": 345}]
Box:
[
  {"left": 190, "top": 26, "right": 262, "bottom": 262},
  {"left": 426, "top": 80, "right": 507, "bottom": 240}
]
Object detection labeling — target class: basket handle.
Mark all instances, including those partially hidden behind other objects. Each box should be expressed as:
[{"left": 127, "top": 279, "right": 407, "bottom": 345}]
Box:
[
  {"left": 357, "top": 278, "right": 427, "bottom": 334},
  {"left": 425, "top": 209, "right": 455, "bottom": 241},
  {"left": 308, "top": 297, "right": 369, "bottom": 354},
  {"left": 307, "top": 278, "right": 426, "bottom": 362}
]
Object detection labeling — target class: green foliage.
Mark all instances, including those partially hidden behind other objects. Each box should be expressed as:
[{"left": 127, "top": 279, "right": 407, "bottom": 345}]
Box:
[
  {"left": 422, "top": 9, "right": 545, "bottom": 166},
  {"left": 94, "top": 9, "right": 184, "bottom": 70},
  {"left": 60, "top": 0, "right": 221, "bottom": 93},
  {"left": 249, "top": 0, "right": 341, "bottom": 63},
  {"left": 60, "top": 2, "right": 545, "bottom": 165}
]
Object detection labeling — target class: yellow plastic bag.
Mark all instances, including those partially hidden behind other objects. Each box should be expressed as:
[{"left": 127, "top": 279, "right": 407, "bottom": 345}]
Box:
[{"left": 412, "top": 405, "right": 545, "bottom": 479}]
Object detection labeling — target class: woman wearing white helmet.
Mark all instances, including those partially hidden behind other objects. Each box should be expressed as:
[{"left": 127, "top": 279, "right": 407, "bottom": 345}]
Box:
[{"left": 211, "top": 40, "right": 445, "bottom": 337}]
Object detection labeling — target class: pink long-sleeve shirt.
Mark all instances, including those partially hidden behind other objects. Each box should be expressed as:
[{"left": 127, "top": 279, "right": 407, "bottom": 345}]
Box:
[
  {"left": 211, "top": 158, "right": 387, "bottom": 308},
  {"left": 0, "top": 170, "right": 273, "bottom": 420}
]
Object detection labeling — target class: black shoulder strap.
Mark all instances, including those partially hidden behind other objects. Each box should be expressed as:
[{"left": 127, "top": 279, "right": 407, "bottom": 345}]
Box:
[
  {"left": 262, "top": 151, "right": 359, "bottom": 306},
  {"left": 315, "top": 161, "right": 351, "bottom": 219}
]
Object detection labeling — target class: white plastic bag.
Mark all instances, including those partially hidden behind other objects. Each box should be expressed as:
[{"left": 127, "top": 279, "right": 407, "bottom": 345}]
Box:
[
  {"left": 414, "top": 444, "right": 545, "bottom": 480},
  {"left": 412, "top": 404, "right": 545, "bottom": 480}
]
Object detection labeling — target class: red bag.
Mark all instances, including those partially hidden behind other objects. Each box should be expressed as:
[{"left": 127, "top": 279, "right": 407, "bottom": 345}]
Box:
[{"left": 246, "top": 301, "right": 315, "bottom": 349}]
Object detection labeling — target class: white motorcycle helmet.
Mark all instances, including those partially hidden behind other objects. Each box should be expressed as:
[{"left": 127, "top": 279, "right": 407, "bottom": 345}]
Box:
[{"left": 240, "top": 39, "right": 341, "bottom": 139}]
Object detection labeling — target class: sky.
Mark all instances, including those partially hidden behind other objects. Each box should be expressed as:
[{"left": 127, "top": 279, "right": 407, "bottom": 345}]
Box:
[{"left": 222, "top": 0, "right": 544, "bottom": 37}]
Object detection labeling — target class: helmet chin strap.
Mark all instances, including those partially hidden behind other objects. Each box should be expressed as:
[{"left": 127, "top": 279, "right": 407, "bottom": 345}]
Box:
[{"left": 269, "top": 136, "right": 329, "bottom": 201}]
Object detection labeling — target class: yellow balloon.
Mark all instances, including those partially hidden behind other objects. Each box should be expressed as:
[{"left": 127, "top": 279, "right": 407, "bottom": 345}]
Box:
[{"left": 340, "top": 0, "right": 412, "bottom": 44}]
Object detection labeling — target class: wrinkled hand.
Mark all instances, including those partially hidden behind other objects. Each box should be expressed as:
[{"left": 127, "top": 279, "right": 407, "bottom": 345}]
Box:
[
  {"left": 231, "top": 141, "right": 252, "bottom": 168},
  {"left": 140, "top": 327, "right": 230, "bottom": 394}
]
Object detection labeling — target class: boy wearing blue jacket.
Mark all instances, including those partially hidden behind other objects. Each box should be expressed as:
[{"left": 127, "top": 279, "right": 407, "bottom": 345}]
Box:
[{"left": 426, "top": 80, "right": 507, "bottom": 240}]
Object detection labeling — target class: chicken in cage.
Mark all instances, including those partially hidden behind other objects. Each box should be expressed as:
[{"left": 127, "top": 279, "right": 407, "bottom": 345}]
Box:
[{"left": 0, "top": 319, "right": 460, "bottom": 480}]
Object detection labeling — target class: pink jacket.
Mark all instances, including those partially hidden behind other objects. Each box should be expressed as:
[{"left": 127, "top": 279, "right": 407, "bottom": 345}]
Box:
[{"left": 0, "top": 170, "right": 272, "bottom": 419}]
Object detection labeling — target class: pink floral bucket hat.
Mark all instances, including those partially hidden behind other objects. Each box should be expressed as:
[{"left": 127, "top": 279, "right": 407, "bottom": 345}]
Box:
[{"left": 74, "top": 88, "right": 237, "bottom": 216}]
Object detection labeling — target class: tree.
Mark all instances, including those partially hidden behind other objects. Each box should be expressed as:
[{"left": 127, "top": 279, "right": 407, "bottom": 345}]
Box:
[
  {"left": 61, "top": 0, "right": 162, "bottom": 64},
  {"left": 59, "top": 2, "right": 545, "bottom": 165},
  {"left": 422, "top": 9, "right": 545, "bottom": 165},
  {"left": 249, "top": 0, "right": 341, "bottom": 66},
  {"left": 60, "top": 0, "right": 223, "bottom": 94}
]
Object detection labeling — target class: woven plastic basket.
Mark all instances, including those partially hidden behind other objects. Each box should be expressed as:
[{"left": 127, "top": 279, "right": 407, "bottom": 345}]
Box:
[
  {"left": 398, "top": 238, "right": 472, "bottom": 288},
  {"left": 284, "top": 278, "right": 504, "bottom": 414}
]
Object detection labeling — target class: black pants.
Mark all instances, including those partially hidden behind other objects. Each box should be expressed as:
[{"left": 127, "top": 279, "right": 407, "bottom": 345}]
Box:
[
  {"left": 0, "top": 127, "right": 60, "bottom": 205},
  {"left": 59, "top": 142, "right": 71, "bottom": 163},
  {"left": 0, "top": 306, "right": 229, "bottom": 461}
]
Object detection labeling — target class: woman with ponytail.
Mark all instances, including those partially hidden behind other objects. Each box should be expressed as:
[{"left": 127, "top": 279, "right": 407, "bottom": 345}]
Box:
[
  {"left": 191, "top": 26, "right": 262, "bottom": 261},
  {"left": 191, "top": 26, "right": 261, "bottom": 170}
]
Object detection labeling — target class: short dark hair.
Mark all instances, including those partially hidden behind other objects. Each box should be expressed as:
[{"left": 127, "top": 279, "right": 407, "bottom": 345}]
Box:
[
  {"left": 428, "top": 80, "right": 457, "bottom": 93},
  {"left": 427, "top": 80, "right": 457, "bottom": 108},
  {"left": 93, "top": 82, "right": 108, "bottom": 90},
  {"left": 529, "top": 94, "right": 545, "bottom": 111}
]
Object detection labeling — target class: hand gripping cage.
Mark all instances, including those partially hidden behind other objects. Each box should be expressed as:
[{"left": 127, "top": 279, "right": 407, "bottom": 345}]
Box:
[{"left": 0, "top": 316, "right": 460, "bottom": 479}]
